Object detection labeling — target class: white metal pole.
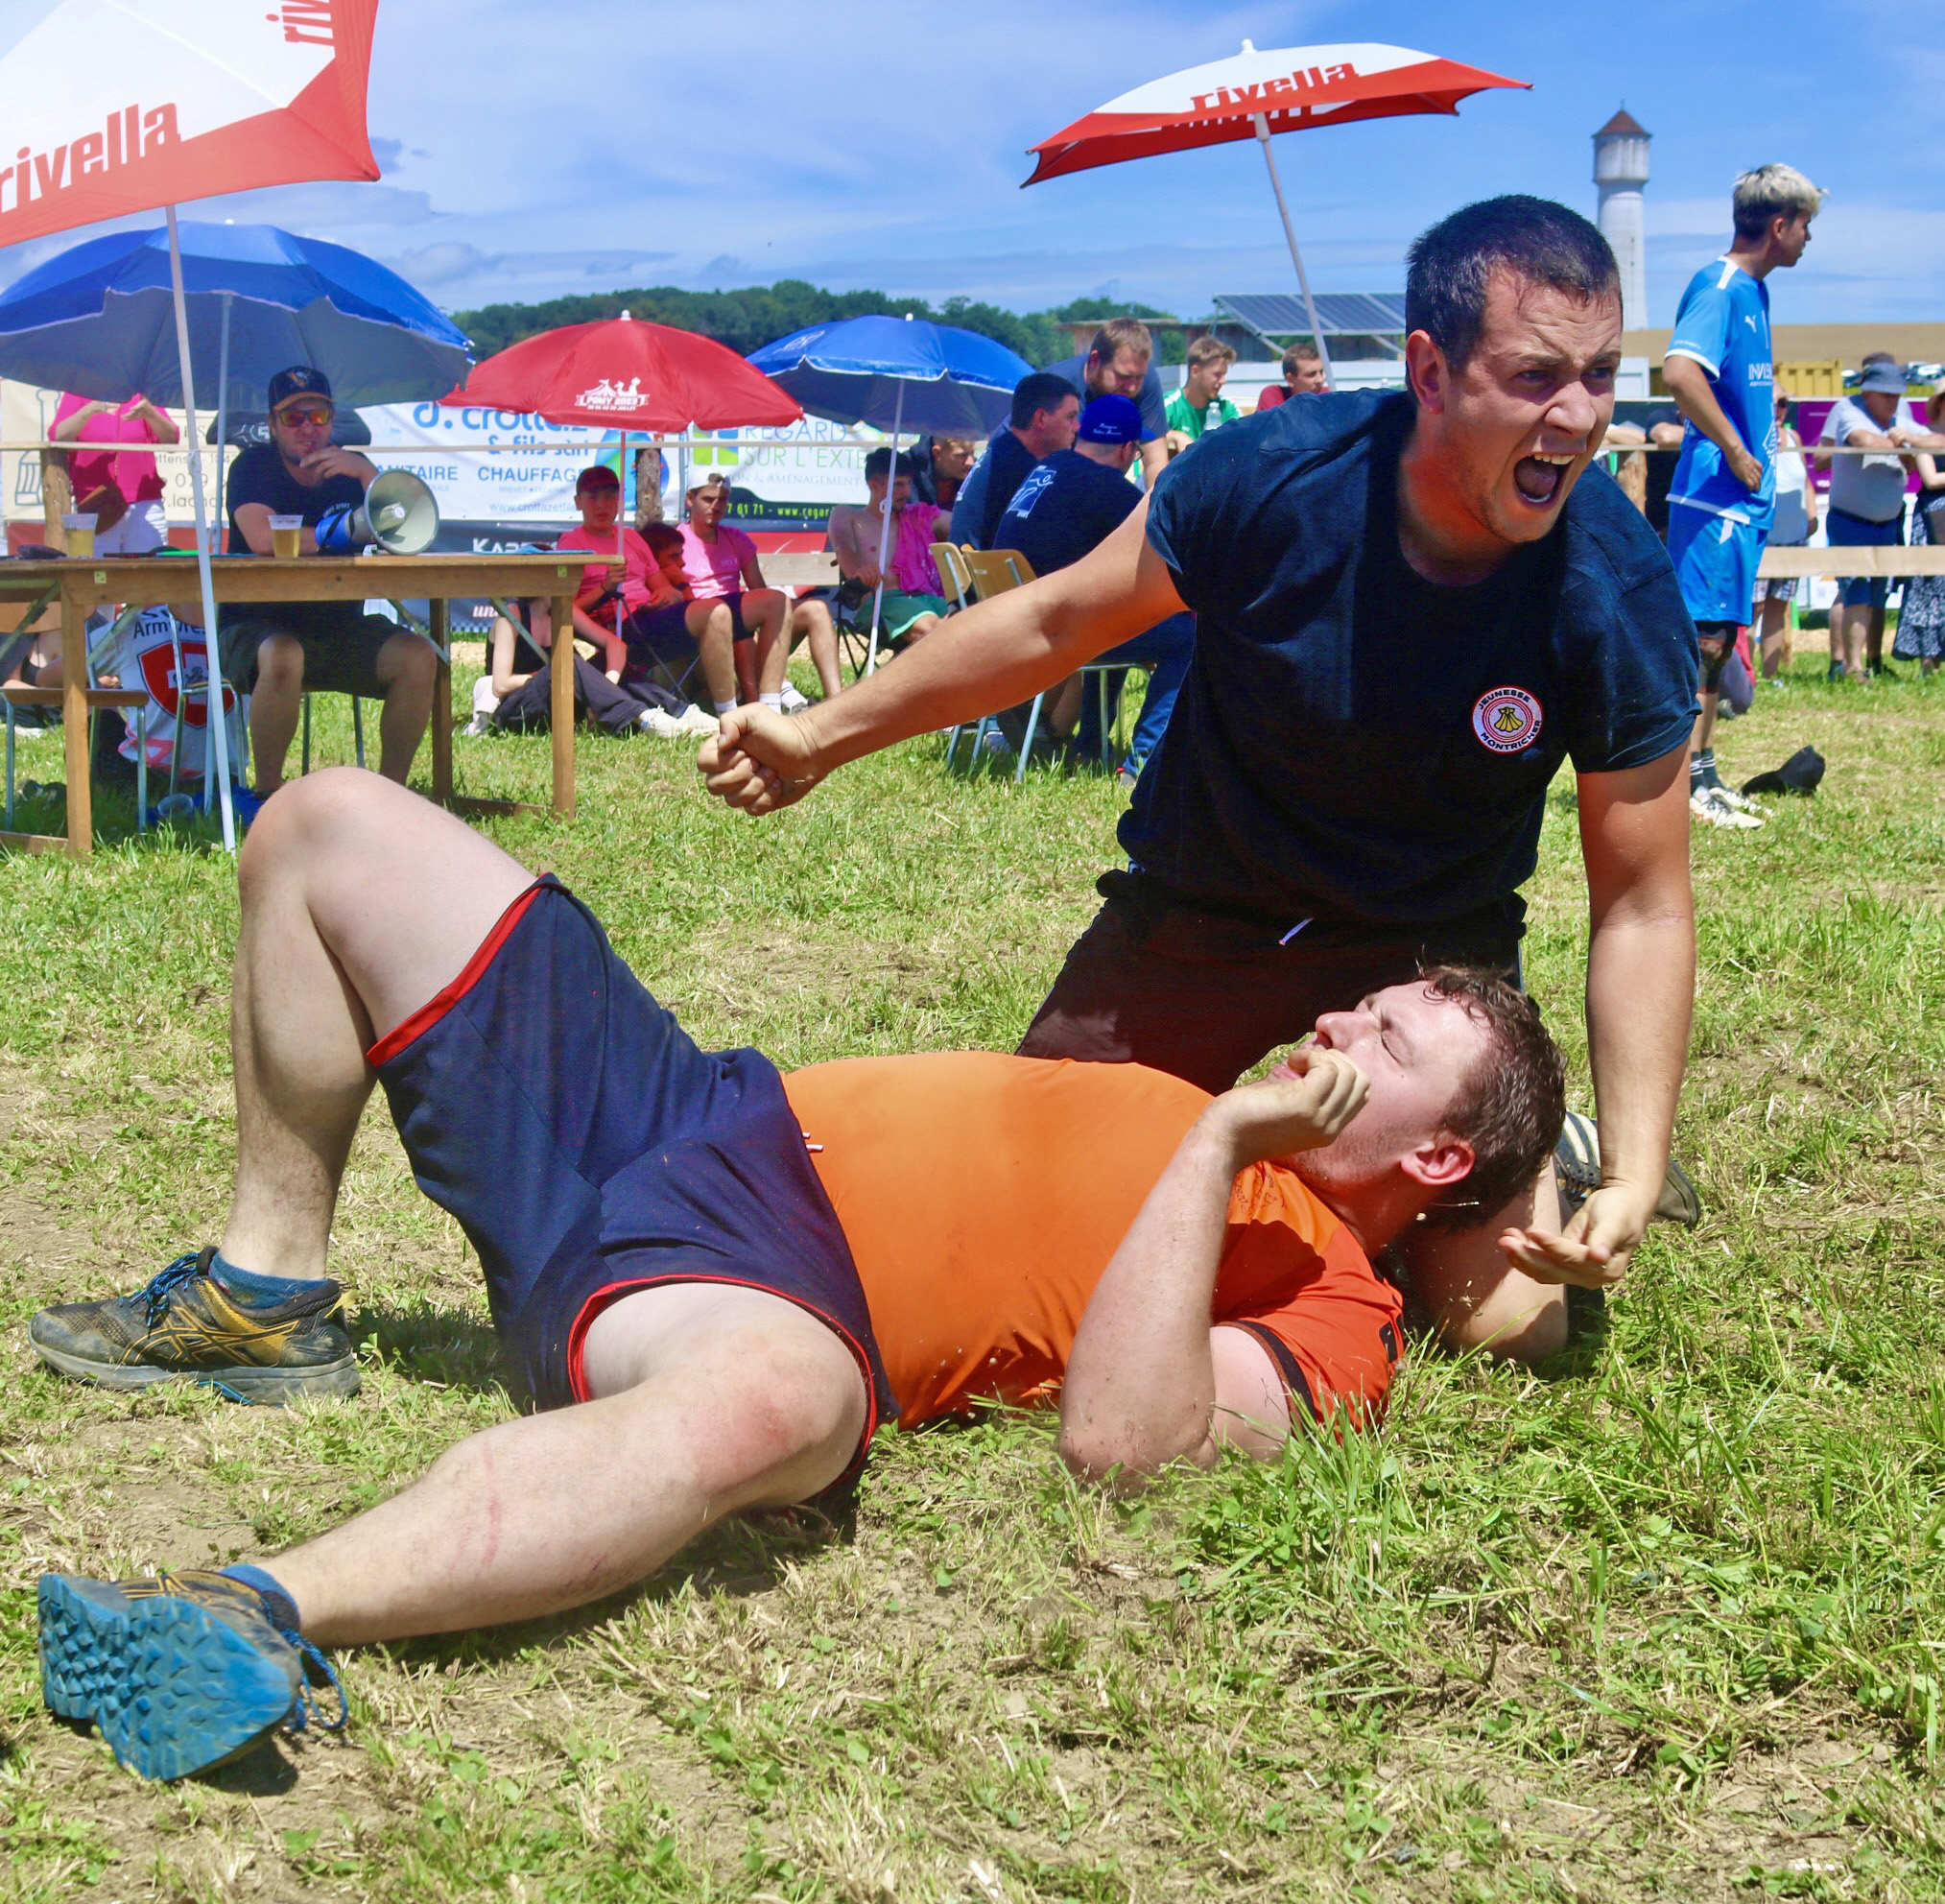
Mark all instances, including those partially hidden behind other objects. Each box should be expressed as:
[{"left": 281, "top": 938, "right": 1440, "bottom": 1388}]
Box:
[
  {"left": 165, "top": 206, "right": 236, "bottom": 850},
  {"left": 866, "top": 378, "right": 905, "bottom": 677},
  {"left": 1251, "top": 113, "right": 1333, "bottom": 390}
]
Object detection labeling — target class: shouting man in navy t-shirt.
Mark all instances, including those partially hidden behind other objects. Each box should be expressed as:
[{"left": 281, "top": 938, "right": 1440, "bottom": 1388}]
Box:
[{"left": 702, "top": 198, "right": 1700, "bottom": 1367}]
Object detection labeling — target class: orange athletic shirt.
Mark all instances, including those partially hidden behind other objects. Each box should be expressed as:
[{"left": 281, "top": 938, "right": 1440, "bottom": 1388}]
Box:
[{"left": 780, "top": 1052, "right": 1403, "bottom": 1430}]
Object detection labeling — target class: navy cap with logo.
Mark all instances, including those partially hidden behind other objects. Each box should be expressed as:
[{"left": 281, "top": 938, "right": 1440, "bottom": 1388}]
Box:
[
  {"left": 269, "top": 366, "right": 334, "bottom": 414},
  {"left": 1077, "top": 393, "right": 1143, "bottom": 445}
]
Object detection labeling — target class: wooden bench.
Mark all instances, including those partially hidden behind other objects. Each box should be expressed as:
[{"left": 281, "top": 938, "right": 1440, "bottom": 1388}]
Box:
[
  {"left": 754, "top": 552, "right": 841, "bottom": 589},
  {"left": 1755, "top": 545, "right": 1945, "bottom": 578}
]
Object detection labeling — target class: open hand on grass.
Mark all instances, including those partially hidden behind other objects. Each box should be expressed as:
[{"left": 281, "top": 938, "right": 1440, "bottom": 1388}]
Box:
[
  {"left": 1205, "top": 1046, "right": 1368, "bottom": 1167},
  {"left": 699, "top": 705, "right": 823, "bottom": 814},
  {"left": 1497, "top": 1179, "right": 1657, "bottom": 1289}
]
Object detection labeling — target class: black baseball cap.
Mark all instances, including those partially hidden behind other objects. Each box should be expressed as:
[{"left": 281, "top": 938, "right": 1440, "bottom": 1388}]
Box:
[{"left": 269, "top": 366, "right": 334, "bottom": 414}]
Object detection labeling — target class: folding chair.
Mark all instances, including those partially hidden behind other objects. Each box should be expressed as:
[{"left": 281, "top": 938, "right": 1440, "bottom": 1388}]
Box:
[
  {"left": 296, "top": 595, "right": 454, "bottom": 774},
  {"left": 944, "top": 547, "right": 1149, "bottom": 782}
]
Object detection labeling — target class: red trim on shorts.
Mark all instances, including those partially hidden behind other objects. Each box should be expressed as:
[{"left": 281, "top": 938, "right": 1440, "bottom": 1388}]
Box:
[
  {"left": 365, "top": 882, "right": 547, "bottom": 1067},
  {"left": 564, "top": 1275, "right": 883, "bottom": 1482}
]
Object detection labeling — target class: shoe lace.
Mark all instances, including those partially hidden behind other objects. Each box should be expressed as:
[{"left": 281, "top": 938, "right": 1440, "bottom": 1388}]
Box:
[
  {"left": 283, "top": 1633, "right": 349, "bottom": 1738},
  {"left": 140, "top": 1251, "right": 208, "bottom": 1327}
]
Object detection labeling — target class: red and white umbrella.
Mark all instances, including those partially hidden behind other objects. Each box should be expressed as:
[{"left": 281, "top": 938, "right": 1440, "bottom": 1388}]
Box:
[
  {"left": 448, "top": 316, "right": 803, "bottom": 434},
  {"left": 0, "top": 0, "right": 384, "bottom": 848},
  {"left": 445, "top": 314, "right": 803, "bottom": 573},
  {"left": 1026, "top": 41, "right": 1527, "bottom": 384}
]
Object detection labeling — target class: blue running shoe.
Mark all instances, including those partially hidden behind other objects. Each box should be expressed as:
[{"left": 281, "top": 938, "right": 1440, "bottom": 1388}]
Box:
[
  {"left": 29, "top": 1248, "right": 358, "bottom": 1404},
  {"left": 38, "top": 1569, "right": 344, "bottom": 1781}
]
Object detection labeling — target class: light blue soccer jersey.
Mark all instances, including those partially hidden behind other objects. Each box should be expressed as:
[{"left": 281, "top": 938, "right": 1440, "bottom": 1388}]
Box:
[{"left": 1666, "top": 258, "right": 1774, "bottom": 533}]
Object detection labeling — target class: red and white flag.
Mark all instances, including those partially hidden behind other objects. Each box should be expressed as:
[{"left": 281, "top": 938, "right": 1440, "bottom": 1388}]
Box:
[{"left": 0, "top": 0, "right": 379, "bottom": 250}]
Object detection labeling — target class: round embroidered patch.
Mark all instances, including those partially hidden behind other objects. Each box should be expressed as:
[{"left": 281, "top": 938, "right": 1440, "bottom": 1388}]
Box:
[{"left": 1472, "top": 686, "right": 1543, "bottom": 754}]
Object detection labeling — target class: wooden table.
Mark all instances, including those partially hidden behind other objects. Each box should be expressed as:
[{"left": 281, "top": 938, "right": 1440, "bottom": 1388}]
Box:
[{"left": 0, "top": 552, "right": 605, "bottom": 856}]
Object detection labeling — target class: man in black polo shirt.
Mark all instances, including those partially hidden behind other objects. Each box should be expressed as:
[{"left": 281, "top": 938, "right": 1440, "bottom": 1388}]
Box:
[
  {"left": 998, "top": 394, "right": 1194, "bottom": 780},
  {"left": 955, "top": 371, "right": 1081, "bottom": 551},
  {"left": 702, "top": 198, "right": 1699, "bottom": 1365},
  {"left": 224, "top": 367, "right": 439, "bottom": 797}
]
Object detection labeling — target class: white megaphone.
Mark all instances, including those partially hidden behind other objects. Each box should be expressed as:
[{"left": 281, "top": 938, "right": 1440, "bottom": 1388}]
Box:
[{"left": 344, "top": 469, "right": 440, "bottom": 554}]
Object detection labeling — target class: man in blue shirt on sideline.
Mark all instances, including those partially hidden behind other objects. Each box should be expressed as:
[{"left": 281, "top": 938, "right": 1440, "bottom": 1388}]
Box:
[
  {"left": 954, "top": 371, "right": 1080, "bottom": 552},
  {"left": 1039, "top": 319, "right": 1172, "bottom": 485},
  {"left": 1663, "top": 162, "right": 1822, "bottom": 827},
  {"left": 704, "top": 199, "right": 1699, "bottom": 1369},
  {"left": 997, "top": 393, "right": 1195, "bottom": 783}
]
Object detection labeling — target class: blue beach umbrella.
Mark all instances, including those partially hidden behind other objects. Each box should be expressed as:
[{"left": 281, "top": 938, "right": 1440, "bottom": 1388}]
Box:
[
  {"left": 0, "top": 222, "right": 469, "bottom": 846},
  {"left": 0, "top": 221, "right": 471, "bottom": 415},
  {"left": 747, "top": 314, "right": 1032, "bottom": 438},
  {"left": 747, "top": 316, "right": 1032, "bottom": 667}
]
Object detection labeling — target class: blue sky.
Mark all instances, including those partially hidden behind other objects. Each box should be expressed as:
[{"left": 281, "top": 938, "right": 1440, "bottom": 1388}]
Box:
[{"left": 2, "top": 0, "right": 1937, "bottom": 331}]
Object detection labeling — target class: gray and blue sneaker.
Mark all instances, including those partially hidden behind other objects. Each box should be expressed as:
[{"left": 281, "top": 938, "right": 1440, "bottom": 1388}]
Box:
[
  {"left": 28, "top": 1248, "right": 358, "bottom": 1404},
  {"left": 1554, "top": 1112, "right": 1701, "bottom": 1228},
  {"left": 38, "top": 1568, "right": 344, "bottom": 1781}
]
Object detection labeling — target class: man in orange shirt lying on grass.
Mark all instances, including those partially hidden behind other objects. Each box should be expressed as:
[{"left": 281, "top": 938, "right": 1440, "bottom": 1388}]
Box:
[{"left": 31, "top": 770, "right": 1564, "bottom": 1782}]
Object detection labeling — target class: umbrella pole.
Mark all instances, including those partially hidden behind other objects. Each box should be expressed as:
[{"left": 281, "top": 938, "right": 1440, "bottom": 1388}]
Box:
[
  {"left": 1251, "top": 114, "right": 1334, "bottom": 390},
  {"left": 866, "top": 382, "right": 905, "bottom": 677},
  {"left": 165, "top": 205, "right": 237, "bottom": 852}
]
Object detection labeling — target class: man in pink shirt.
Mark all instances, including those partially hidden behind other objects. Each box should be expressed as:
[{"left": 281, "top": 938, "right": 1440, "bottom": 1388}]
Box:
[
  {"left": 52, "top": 392, "right": 178, "bottom": 555},
  {"left": 679, "top": 473, "right": 840, "bottom": 713}
]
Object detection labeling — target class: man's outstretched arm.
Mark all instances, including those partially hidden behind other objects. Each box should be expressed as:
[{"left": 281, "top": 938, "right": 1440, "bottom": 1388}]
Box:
[
  {"left": 1500, "top": 746, "right": 1694, "bottom": 1287},
  {"left": 699, "top": 502, "right": 1186, "bottom": 814},
  {"left": 1057, "top": 1050, "right": 1368, "bottom": 1487}
]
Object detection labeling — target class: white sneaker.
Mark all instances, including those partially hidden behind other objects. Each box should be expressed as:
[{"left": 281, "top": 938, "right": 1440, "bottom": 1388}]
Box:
[
  {"left": 463, "top": 677, "right": 500, "bottom": 737},
  {"left": 674, "top": 703, "right": 721, "bottom": 737},
  {"left": 1708, "top": 780, "right": 1762, "bottom": 815},
  {"left": 1691, "top": 786, "right": 1763, "bottom": 828},
  {"left": 636, "top": 706, "right": 690, "bottom": 739},
  {"left": 778, "top": 682, "right": 811, "bottom": 713}
]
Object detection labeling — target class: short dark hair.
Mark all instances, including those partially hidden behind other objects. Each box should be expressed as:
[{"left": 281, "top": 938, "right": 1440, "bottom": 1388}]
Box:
[
  {"left": 864, "top": 446, "right": 918, "bottom": 484},
  {"left": 1405, "top": 196, "right": 1620, "bottom": 375},
  {"left": 1416, "top": 966, "right": 1567, "bottom": 1228},
  {"left": 1010, "top": 371, "right": 1079, "bottom": 429},
  {"left": 640, "top": 520, "right": 683, "bottom": 558},
  {"left": 1282, "top": 342, "right": 1322, "bottom": 375},
  {"left": 576, "top": 464, "right": 620, "bottom": 493}
]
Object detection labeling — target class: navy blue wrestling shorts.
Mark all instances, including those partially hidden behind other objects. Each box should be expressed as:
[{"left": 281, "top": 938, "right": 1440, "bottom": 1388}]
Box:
[{"left": 367, "top": 878, "right": 895, "bottom": 1453}]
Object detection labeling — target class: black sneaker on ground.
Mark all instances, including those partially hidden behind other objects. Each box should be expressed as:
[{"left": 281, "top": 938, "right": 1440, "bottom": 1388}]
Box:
[
  {"left": 39, "top": 1568, "right": 344, "bottom": 1781},
  {"left": 1553, "top": 1112, "right": 1701, "bottom": 1228},
  {"left": 28, "top": 1248, "right": 359, "bottom": 1404}
]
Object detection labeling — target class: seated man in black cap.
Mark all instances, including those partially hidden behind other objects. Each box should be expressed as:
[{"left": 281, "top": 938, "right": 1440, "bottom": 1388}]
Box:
[{"left": 222, "top": 366, "right": 439, "bottom": 802}]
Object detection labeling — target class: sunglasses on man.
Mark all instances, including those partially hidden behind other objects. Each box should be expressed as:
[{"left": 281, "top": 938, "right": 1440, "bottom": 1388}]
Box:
[{"left": 276, "top": 404, "right": 334, "bottom": 429}]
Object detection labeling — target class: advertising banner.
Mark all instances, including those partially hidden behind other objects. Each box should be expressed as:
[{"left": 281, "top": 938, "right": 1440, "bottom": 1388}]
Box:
[{"left": 5, "top": 383, "right": 886, "bottom": 549}]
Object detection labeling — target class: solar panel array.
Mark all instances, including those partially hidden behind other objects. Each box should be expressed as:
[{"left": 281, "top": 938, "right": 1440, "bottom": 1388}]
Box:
[{"left": 1215, "top": 293, "right": 1408, "bottom": 340}]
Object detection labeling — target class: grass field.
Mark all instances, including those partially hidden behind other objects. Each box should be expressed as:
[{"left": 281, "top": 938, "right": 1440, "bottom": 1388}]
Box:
[{"left": 3, "top": 656, "right": 1945, "bottom": 1902}]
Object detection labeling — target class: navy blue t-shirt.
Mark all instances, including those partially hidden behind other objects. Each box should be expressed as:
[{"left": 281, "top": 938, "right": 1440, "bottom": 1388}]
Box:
[
  {"left": 998, "top": 449, "right": 1140, "bottom": 576},
  {"left": 225, "top": 441, "right": 367, "bottom": 640},
  {"left": 958, "top": 428, "right": 1037, "bottom": 551},
  {"left": 1127, "top": 390, "right": 1698, "bottom": 931}
]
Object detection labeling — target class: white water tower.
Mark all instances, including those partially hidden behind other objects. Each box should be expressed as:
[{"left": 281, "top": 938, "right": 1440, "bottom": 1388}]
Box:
[{"left": 1593, "top": 107, "right": 1650, "bottom": 332}]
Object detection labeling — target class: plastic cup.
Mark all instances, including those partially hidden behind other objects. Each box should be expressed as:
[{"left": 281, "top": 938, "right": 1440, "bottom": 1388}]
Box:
[
  {"left": 269, "top": 513, "right": 303, "bottom": 559},
  {"left": 61, "top": 512, "right": 97, "bottom": 559}
]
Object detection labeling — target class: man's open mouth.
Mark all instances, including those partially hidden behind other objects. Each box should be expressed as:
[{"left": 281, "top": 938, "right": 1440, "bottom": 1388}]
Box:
[{"left": 1513, "top": 452, "right": 1576, "bottom": 507}]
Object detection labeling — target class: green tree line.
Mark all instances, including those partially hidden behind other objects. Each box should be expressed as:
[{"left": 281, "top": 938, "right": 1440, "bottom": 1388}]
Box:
[{"left": 450, "top": 281, "right": 1185, "bottom": 368}]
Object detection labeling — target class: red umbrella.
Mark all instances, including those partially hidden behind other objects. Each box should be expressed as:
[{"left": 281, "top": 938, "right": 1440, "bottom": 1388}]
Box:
[
  {"left": 447, "top": 314, "right": 802, "bottom": 432},
  {"left": 1026, "top": 40, "right": 1528, "bottom": 385}
]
